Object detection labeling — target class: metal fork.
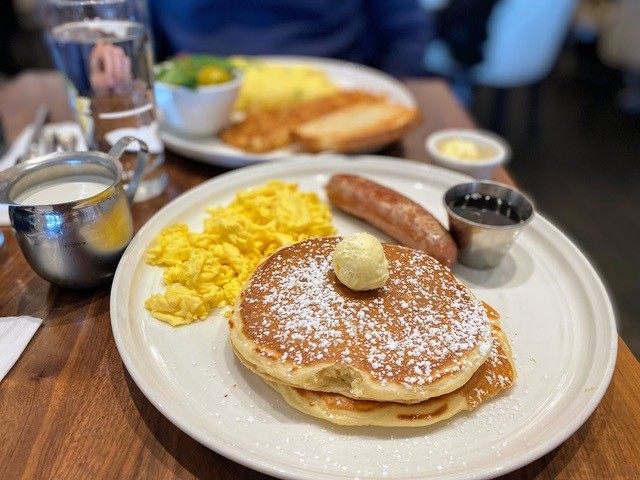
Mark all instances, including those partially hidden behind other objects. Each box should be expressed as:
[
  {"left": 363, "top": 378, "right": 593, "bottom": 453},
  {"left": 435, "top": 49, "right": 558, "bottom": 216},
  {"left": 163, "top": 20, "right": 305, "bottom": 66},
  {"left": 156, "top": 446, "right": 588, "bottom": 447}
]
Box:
[{"left": 17, "top": 105, "right": 49, "bottom": 162}]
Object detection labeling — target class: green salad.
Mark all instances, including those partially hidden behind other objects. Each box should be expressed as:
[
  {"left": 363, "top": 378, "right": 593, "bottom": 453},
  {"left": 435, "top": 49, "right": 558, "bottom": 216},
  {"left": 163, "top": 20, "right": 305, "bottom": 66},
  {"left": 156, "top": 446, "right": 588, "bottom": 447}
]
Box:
[{"left": 155, "top": 55, "right": 234, "bottom": 89}]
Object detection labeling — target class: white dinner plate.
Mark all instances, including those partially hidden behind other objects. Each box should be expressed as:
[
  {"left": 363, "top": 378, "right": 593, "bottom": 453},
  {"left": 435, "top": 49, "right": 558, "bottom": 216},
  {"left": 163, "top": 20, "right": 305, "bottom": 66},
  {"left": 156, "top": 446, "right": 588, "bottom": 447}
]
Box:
[
  {"left": 158, "top": 56, "right": 417, "bottom": 168},
  {"left": 111, "top": 156, "right": 617, "bottom": 480}
]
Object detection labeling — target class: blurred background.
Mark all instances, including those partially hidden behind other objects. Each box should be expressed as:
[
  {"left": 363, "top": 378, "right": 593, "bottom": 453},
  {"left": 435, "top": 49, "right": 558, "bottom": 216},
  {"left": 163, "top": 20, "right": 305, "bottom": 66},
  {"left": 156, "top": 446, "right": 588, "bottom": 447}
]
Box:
[{"left": 1, "top": 0, "right": 638, "bottom": 357}]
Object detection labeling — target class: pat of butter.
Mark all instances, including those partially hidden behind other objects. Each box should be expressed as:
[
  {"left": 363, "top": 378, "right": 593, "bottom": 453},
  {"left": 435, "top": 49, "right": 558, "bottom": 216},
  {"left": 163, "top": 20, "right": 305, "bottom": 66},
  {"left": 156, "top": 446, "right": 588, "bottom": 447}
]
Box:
[
  {"left": 332, "top": 233, "right": 389, "bottom": 291},
  {"left": 438, "top": 138, "right": 486, "bottom": 161}
]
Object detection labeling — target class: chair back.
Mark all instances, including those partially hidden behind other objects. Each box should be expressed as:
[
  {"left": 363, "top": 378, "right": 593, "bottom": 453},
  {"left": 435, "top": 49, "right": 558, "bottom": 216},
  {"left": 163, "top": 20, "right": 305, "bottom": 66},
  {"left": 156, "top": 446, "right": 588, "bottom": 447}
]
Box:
[{"left": 471, "top": 0, "right": 577, "bottom": 87}]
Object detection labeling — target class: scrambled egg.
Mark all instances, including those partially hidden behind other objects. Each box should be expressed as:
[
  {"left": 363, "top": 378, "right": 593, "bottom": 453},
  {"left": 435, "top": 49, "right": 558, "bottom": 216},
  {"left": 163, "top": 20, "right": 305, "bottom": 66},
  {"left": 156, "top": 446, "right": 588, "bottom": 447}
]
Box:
[
  {"left": 231, "top": 57, "right": 338, "bottom": 111},
  {"left": 144, "top": 181, "right": 336, "bottom": 326}
]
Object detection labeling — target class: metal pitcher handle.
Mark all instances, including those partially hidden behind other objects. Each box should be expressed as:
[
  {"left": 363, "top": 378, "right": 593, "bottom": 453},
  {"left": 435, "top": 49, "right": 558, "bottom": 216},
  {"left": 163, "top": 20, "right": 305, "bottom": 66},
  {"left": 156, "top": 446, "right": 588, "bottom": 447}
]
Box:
[{"left": 107, "top": 136, "right": 148, "bottom": 203}]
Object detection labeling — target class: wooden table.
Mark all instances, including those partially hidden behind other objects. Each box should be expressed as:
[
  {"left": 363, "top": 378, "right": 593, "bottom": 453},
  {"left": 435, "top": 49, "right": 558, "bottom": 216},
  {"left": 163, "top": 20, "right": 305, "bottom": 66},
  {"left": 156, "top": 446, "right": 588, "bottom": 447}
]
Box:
[{"left": 1, "top": 72, "right": 638, "bottom": 479}]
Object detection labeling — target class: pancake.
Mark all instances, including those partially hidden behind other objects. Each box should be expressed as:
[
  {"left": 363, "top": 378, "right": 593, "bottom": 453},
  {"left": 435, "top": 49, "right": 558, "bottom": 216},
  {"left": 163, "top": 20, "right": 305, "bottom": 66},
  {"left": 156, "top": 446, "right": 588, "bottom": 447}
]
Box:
[
  {"left": 233, "top": 318, "right": 515, "bottom": 426},
  {"left": 230, "top": 237, "right": 493, "bottom": 403}
]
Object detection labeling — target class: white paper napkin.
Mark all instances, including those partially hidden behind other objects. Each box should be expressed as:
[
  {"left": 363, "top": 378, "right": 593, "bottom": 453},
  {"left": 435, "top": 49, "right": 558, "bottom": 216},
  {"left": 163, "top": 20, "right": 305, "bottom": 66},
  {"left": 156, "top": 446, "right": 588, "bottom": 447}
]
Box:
[
  {"left": 0, "top": 122, "right": 86, "bottom": 226},
  {"left": 0, "top": 316, "right": 43, "bottom": 382}
]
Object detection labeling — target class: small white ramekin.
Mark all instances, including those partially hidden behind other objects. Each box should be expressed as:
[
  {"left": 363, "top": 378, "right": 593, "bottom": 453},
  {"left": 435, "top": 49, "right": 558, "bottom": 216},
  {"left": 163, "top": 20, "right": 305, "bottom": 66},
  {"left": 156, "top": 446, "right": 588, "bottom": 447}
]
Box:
[
  {"left": 154, "top": 71, "right": 242, "bottom": 138},
  {"left": 426, "top": 129, "right": 510, "bottom": 179}
]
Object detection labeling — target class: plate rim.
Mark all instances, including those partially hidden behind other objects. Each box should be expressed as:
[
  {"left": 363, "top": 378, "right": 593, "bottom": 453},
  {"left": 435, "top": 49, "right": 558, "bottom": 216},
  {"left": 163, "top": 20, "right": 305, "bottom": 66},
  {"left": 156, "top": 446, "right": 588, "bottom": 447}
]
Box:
[
  {"left": 110, "top": 155, "right": 618, "bottom": 480},
  {"left": 158, "top": 55, "right": 418, "bottom": 167}
]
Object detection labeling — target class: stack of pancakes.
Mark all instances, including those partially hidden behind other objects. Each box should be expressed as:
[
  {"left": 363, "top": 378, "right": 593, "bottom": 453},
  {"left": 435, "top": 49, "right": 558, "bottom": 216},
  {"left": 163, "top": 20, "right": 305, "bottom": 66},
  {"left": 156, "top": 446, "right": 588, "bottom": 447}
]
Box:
[{"left": 229, "top": 237, "right": 516, "bottom": 426}]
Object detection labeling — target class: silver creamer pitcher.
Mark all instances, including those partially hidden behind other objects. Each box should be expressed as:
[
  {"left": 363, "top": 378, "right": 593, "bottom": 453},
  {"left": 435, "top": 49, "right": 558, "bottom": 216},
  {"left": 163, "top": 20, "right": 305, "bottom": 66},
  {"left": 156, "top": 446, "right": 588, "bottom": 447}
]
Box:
[{"left": 0, "top": 137, "right": 148, "bottom": 288}]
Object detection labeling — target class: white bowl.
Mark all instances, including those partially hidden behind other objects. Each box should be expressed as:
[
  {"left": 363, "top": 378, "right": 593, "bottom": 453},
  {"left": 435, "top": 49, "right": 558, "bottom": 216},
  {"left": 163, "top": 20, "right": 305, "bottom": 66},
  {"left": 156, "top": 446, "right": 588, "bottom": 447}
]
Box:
[
  {"left": 154, "top": 72, "right": 242, "bottom": 138},
  {"left": 425, "top": 129, "right": 510, "bottom": 180}
]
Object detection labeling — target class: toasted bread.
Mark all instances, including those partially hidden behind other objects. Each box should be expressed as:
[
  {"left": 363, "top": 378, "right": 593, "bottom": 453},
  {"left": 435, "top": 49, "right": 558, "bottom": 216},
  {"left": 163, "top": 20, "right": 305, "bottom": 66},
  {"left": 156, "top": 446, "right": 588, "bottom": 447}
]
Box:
[
  {"left": 293, "top": 102, "right": 419, "bottom": 153},
  {"left": 220, "top": 91, "right": 382, "bottom": 153}
]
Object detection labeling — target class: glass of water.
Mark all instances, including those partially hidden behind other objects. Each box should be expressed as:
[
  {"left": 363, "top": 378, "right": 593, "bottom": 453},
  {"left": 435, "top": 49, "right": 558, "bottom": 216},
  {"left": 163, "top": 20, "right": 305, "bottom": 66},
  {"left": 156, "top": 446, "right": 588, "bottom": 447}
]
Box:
[{"left": 41, "top": 0, "right": 167, "bottom": 202}]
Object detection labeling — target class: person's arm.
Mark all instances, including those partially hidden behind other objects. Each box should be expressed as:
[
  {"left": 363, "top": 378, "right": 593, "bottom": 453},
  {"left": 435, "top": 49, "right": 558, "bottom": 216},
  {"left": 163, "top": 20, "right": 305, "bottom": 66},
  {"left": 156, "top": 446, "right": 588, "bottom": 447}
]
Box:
[{"left": 366, "top": 0, "right": 435, "bottom": 77}]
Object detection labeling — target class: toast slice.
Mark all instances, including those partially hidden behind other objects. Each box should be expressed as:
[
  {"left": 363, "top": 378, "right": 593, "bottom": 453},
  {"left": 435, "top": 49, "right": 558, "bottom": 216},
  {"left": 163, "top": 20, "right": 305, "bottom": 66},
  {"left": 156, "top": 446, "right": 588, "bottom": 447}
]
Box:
[
  {"left": 293, "top": 102, "right": 419, "bottom": 153},
  {"left": 220, "top": 91, "right": 383, "bottom": 153}
]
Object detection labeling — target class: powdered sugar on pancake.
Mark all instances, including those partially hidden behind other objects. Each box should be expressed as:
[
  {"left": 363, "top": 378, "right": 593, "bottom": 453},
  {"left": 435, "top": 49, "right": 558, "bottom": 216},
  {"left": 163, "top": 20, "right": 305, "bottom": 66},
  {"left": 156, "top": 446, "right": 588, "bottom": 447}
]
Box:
[{"left": 240, "top": 237, "right": 492, "bottom": 388}]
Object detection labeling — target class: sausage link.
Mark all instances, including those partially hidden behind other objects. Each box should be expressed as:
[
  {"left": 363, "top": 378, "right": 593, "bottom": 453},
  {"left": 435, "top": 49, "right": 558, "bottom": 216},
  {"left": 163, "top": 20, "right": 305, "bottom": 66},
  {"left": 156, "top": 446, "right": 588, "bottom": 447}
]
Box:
[{"left": 326, "top": 174, "right": 457, "bottom": 267}]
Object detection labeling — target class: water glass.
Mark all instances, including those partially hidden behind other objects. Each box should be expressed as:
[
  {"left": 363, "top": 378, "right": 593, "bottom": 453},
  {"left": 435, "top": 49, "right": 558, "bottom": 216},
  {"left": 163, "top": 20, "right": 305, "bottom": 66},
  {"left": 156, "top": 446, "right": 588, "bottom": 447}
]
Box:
[{"left": 41, "top": 0, "right": 167, "bottom": 202}]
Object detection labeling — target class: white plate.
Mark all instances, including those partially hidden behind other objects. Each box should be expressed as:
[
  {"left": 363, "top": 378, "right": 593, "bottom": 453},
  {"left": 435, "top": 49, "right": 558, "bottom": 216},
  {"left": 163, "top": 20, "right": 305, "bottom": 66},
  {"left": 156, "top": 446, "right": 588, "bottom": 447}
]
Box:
[
  {"left": 158, "top": 56, "right": 417, "bottom": 168},
  {"left": 111, "top": 156, "right": 617, "bottom": 480}
]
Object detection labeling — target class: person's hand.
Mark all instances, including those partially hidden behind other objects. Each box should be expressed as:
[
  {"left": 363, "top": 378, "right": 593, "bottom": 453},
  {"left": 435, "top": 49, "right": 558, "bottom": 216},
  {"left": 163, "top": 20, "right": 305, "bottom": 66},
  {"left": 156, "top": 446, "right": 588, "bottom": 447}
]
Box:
[{"left": 89, "top": 41, "right": 133, "bottom": 95}]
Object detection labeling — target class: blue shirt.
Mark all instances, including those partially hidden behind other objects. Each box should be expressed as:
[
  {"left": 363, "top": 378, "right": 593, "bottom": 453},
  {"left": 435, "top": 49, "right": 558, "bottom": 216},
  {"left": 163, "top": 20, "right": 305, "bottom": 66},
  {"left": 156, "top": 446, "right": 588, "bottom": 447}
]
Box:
[{"left": 149, "top": 0, "right": 432, "bottom": 77}]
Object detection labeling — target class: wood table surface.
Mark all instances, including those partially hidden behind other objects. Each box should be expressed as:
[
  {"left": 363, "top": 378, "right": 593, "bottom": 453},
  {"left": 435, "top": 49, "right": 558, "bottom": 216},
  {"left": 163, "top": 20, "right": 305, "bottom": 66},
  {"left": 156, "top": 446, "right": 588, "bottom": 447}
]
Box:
[{"left": 0, "top": 72, "right": 638, "bottom": 479}]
